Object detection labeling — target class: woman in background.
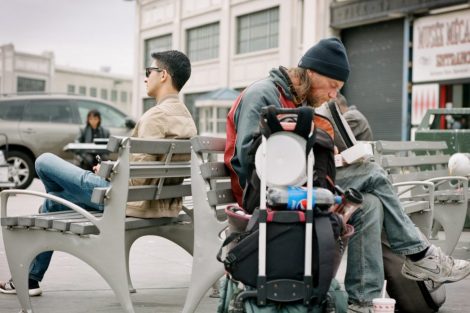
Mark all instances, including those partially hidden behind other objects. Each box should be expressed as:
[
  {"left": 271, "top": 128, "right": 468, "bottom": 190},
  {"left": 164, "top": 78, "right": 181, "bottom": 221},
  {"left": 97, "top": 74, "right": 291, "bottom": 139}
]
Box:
[{"left": 75, "top": 109, "right": 110, "bottom": 170}]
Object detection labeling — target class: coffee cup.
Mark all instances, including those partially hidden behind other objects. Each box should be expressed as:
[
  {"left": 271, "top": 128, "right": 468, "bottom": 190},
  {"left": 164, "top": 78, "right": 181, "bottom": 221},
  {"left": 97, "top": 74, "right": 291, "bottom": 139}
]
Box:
[{"left": 372, "top": 298, "right": 395, "bottom": 313}]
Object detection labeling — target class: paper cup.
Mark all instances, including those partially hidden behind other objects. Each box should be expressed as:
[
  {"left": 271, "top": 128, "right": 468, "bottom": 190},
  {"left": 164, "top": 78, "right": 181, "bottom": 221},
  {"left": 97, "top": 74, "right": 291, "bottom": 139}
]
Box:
[{"left": 372, "top": 298, "right": 395, "bottom": 313}]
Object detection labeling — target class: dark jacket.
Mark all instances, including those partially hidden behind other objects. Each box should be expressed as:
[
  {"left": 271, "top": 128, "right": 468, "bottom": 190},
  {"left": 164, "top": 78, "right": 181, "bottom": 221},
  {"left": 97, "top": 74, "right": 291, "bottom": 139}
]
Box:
[
  {"left": 343, "top": 105, "right": 373, "bottom": 141},
  {"left": 76, "top": 125, "right": 110, "bottom": 143},
  {"left": 224, "top": 67, "right": 297, "bottom": 205}
]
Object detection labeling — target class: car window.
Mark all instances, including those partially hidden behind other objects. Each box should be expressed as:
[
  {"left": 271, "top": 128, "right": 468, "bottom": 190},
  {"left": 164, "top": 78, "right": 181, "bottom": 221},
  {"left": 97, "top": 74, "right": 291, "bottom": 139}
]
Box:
[
  {"left": 23, "top": 100, "right": 74, "bottom": 123},
  {"left": 429, "top": 114, "right": 470, "bottom": 130},
  {"left": 75, "top": 100, "right": 127, "bottom": 128},
  {"left": 0, "top": 100, "right": 25, "bottom": 121}
]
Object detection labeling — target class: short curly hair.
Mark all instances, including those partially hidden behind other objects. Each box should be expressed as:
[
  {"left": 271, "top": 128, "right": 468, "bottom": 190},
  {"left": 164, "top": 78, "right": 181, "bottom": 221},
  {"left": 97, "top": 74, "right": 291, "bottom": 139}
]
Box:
[{"left": 151, "top": 50, "right": 191, "bottom": 91}]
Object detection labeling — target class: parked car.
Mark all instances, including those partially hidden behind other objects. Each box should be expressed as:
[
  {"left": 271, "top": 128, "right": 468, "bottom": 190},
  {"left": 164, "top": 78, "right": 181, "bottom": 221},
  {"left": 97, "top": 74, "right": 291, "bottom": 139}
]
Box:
[
  {"left": 415, "top": 108, "right": 470, "bottom": 155},
  {"left": 0, "top": 94, "right": 136, "bottom": 189}
]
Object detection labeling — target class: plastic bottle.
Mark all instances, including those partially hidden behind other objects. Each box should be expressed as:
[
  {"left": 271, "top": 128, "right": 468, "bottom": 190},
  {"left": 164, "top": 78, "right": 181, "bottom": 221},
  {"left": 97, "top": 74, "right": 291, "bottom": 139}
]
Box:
[{"left": 266, "top": 186, "right": 341, "bottom": 210}]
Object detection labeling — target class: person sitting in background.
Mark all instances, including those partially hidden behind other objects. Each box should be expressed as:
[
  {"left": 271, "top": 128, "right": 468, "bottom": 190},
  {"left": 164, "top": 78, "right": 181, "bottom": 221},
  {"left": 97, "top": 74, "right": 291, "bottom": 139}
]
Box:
[
  {"left": 336, "top": 93, "right": 373, "bottom": 141},
  {"left": 75, "top": 109, "right": 110, "bottom": 171}
]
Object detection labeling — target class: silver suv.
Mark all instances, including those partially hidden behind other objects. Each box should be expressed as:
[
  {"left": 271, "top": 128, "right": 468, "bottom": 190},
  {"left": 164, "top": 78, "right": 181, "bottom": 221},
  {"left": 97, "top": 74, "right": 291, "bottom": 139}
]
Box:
[{"left": 0, "top": 94, "right": 135, "bottom": 189}]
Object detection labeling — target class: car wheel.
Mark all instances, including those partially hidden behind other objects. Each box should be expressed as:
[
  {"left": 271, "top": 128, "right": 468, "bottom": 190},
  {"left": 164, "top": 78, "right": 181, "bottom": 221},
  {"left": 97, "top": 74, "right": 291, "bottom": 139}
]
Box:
[{"left": 6, "top": 151, "right": 35, "bottom": 189}]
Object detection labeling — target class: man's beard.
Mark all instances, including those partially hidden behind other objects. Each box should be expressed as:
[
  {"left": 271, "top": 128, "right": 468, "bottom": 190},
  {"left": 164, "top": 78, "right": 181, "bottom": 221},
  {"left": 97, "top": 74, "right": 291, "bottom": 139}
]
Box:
[{"left": 306, "top": 93, "right": 321, "bottom": 108}]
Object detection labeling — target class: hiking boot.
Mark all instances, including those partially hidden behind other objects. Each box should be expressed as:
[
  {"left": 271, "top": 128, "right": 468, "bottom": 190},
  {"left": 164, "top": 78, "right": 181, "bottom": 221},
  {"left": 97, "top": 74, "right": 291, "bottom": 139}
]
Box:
[
  {"left": 402, "top": 245, "right": 470, "bottom": 283},
  {"left": 347, "top": 303, "right": 373, "bottom": 313},
  {"left": 0, "top": 278, "right": 42, "bottom": 297}
]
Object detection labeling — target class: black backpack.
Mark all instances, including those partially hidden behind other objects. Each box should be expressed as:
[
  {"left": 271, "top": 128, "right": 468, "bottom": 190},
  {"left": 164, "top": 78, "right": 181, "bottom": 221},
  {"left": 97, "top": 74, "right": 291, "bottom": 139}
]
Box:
[
  {"left": 217, "top": 107, "right": 352, "bottom": 311},
  {"left": 242, "top": 105, "right": 337, "bottom": 214}
]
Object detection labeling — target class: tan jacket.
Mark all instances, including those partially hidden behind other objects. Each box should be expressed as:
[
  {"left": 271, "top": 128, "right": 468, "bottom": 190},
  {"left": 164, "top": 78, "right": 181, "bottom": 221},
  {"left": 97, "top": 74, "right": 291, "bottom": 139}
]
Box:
[{"left": 126, "top": 94, "right": 197, "bottom": 218}]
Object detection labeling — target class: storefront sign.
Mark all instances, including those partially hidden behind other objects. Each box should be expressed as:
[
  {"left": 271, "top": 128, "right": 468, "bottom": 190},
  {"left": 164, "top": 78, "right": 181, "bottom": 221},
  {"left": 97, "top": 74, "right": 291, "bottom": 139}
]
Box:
[
  {"left": 413, "top": 9, "right": 470, "bottom": 82},
  {"left": 330, "top": 0, "right": 466, "bottom": 29},
  {"left": 411, "top": 84, "right": 439, "bottom": 125}
]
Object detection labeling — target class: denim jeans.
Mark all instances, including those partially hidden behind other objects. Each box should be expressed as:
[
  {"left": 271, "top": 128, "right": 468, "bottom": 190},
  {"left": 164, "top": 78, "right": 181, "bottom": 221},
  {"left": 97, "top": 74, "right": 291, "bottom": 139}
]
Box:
[
  {"left": 336, "top": 161, "right": 429, "bottom": 306},
  {"left": 29, "top": 153, "right": 109, "bottom": 282}
]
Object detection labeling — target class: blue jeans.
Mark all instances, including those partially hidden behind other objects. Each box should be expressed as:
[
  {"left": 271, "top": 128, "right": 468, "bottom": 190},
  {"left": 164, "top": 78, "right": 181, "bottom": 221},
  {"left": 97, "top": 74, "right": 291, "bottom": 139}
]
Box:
[
  {"left": 29, "top": 153, "right": 109, "bottom": 282},
  {"left": 337, "top": 161, "right": 429, "bottom": 306}
]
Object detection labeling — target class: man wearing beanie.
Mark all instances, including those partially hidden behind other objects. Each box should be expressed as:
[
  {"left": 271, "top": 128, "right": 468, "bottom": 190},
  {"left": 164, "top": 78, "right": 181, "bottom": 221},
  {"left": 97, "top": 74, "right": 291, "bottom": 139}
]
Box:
[{"left": 224, "top": 38, "right": 470, "bottom": 313}]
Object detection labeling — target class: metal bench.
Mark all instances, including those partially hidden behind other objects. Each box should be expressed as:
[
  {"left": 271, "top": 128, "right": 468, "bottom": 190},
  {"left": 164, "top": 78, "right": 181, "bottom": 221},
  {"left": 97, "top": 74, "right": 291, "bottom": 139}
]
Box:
[
  {"left": 375, "top": 140, "right": 469, "bottom": 254},
  {"left": 182, "top": 136, "right": 233, "bottom": 313},
  {"left": 1, "top": 136, "right": 194, "bottom": 313}
]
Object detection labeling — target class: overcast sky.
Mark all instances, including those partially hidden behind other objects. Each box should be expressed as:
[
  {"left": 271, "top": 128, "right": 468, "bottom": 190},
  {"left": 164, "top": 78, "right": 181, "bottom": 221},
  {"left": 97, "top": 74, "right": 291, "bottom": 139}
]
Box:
[{"left": 0, "top": 0, "right": 135, "bottom": 75}]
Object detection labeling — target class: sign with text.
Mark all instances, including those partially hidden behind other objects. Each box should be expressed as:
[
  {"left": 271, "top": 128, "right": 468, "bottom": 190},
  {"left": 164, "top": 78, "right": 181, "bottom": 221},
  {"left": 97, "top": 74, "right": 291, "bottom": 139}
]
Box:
[
  {"left": 413, "top": 9, "right": 470, "bottom": 82},
  {"left": 411, "top": 84, "right": 439, "bottom": 125}
]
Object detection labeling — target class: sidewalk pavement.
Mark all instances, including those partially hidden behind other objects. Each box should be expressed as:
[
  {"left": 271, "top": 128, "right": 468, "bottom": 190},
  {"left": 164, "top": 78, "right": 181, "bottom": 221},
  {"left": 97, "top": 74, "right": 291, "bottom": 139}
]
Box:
[{"left": 1, "top": 179, "right": 469, "bottom": 312}]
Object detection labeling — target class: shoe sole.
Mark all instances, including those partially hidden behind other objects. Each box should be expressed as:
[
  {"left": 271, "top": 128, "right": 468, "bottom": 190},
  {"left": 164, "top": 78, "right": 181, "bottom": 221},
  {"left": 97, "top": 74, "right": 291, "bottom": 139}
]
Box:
[
  {"left": 402, "top": 263, "right": 470, "bottom": 283},
  {"left": 29, "top": 288, "right": 42, "bottom": 297},
  {"left": 0, "top": 289, "right": 42, "bottom": 297}
]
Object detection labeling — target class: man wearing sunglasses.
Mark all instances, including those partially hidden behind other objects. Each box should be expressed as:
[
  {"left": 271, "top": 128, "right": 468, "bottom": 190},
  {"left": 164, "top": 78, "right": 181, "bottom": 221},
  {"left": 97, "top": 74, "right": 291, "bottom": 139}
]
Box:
[{"left": 0, "top": 50, "right": 197, "bottom": 296}]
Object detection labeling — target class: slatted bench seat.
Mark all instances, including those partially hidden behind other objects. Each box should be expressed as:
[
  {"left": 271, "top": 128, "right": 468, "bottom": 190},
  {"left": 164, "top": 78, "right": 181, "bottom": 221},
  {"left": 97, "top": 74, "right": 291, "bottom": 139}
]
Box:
[
  {"left": 375, "top": 140, "right": 469, "bottom": 254},
  {"left": 1, "top": 136, "right": 195, "bottom": 313}
]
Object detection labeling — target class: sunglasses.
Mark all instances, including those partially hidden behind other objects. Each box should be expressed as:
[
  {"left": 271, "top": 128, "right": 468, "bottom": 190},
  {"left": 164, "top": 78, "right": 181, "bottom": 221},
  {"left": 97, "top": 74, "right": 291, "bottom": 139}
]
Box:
[{"left": 145, "top": 67, "right": 163, "bottom": 78}]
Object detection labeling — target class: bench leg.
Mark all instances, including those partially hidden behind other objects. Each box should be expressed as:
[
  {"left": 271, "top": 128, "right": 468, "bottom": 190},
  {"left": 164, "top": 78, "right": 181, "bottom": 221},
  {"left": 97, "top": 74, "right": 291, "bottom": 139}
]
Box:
[
  {"left": 431, "top": 221, "right": 441, "bottom": 240},
  {"left": 82, "top": 249, "right": 136, "bottom": 313},
  {"left": 433, "top": 202, "right": 467, "bottom": 254},
  {"left": 125, "top": 236, "right": 137, "bottom": 294},
  {"left": 182, "top": 253, "right": 224, "bottom": 313},
  {"left": 3, "top": 230, "right": 41, "bottom": 313},
  {"left": 181, "top": 222, "right": 226, "bottom": 313}
]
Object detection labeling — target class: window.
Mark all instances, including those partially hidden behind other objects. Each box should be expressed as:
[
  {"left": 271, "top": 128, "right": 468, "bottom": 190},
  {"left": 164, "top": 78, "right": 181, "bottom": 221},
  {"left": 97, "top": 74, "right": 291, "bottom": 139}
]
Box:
[
  {"left": 184, "top": 92, "right": 206, "bottom": 128},
  {"left": 67, "top": 85, "right": 75, "bottom": 94},
  {"left": 143, "top": 98, "right": 156, "bottom": 113},
  {"left": 144, "top": 34, "right": 172, "bottom": 67},
  {"left": 79, "top": 86, "right": 86, "bottom": 96},
  {"left": 90, "top": 87, "right": 97, "bottom": 97},
  {"left": 120, "top": 91, "right": 127, "bottom": 103},
  {"left": 199, "top": 107, "right": 214, "bottom": 133},
  {"left": 111, "top": 90, "right": 118, "bottom": 102},
  {"left": 0, "top": 100, "right": 25, "bottom": 121},
  {"left": 17, "top": 77, "right": 46, "bottom": 93},
  {"left": 75, "top": 100, "right": 127, "bottom": 128},
  {"left": 217, "top": 107, "right": 229, "bottom": 133},
  {"left": 187, "top": 22, "right": 220, "bottom": 62},
  {"left": 101, "top": 89, "right": 108, "bottom": 100},
  {"left": 198, "top": 106, "right": 230, "bottom": 134},
  {"left": 237, "top": 7, "right": 279, "bottom": 54},
  {"left": 23, "top": 100, "right": 73, "bottom": 124}
]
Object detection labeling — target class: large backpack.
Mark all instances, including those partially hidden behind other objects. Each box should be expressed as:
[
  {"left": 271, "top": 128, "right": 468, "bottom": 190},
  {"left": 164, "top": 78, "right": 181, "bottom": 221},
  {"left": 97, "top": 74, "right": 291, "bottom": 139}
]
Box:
[
  {"left": 242, "top": 105, "right": 337, "bottom": 214},
  {"left": 218, "top": 106, "right": 352, "bottom": 313}
]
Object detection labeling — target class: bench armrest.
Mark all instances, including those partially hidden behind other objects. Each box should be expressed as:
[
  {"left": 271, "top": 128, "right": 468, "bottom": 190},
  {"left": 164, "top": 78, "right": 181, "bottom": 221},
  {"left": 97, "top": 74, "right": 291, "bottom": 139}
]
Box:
[
  {"left": 1, "top": 190, "right": 102, "bottom": 230},
  {"left": 427, "top": 175, "right": 469, "bottom": 187},
  {"left": 393, "top": 181, "right": 435, "bottom": 202}
]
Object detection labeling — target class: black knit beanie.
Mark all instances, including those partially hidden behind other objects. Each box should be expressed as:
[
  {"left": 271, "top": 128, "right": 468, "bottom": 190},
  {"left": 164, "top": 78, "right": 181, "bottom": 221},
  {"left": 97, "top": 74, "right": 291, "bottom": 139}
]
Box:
[{"left": 298, "top": 37, "right": 350, "bottom": 82}]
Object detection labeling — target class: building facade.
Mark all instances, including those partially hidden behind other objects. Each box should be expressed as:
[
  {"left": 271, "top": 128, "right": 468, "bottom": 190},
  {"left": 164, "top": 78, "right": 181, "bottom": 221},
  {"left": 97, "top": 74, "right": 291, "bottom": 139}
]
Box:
[
  {"left": 0, "top": 44, "right": 133, "bottom": 115},
  {"left": 132, "top": 0, "right": 333, "bottom": 127},
  {"left": 54, "top": 66, "right": 132, "bottom": 115},
  {"left": 133, "top": 0, "right": 470, "bottom": 139}
]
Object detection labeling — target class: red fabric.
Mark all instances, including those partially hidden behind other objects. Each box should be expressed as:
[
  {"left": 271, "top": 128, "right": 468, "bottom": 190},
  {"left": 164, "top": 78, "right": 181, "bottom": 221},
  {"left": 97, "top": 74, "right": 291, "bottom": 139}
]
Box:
[{"left": 224, "top": 87, "right": 296, "bottom": 206}]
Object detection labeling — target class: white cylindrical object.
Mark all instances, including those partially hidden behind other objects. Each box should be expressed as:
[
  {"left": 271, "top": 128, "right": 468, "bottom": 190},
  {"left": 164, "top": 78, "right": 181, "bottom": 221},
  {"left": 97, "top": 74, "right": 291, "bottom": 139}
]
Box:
[
  {"left": 448, "top": 153, "right": 470, "bottom": 177},
  {"left": 255, "top": 132, "right": 307, "bottom": 187}
]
